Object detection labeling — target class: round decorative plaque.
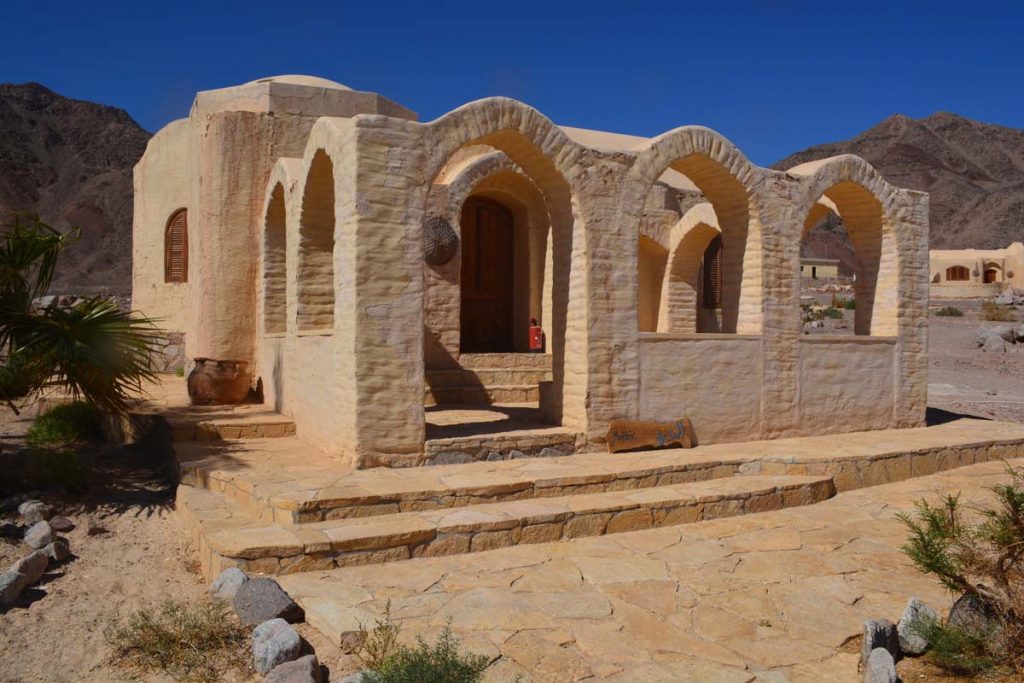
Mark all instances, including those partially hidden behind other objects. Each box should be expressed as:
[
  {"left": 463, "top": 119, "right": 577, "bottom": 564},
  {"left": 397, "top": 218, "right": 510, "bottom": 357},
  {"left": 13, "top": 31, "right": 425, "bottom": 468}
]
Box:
[{"left": 423, "top": 216, "right": 458, "bottom": 265}]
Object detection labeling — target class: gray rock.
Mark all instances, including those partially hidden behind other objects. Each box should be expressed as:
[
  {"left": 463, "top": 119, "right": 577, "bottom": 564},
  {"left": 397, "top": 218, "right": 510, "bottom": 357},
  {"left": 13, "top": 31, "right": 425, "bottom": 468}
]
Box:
[
  {"left": 994, "top": 291, "right": 1014, "bottom": 306},
  {"left": 429, "top": 450, "right": 474, "bottom": 465},
  {"left": 980, "top": 333, "right": 1007, "bottom": 353},
  {"left": 539, "top": 447, "right": 564, "bottom": 458},
  {"left": 49, "top": 516, "right": 75, "bottom": 533},
  {"left": 989, "top": 325, "right": 1016, "bottom": 343},
  {"left": 233, "top": 577, "right": 304, "bottom": 626},
  {"left": 252, "top": 618, "right": 302, "bottom": 675},
  {"left": 44, "top": 538, "right": 71, "bottom": 563},
  {"left": 862, "top": 647, "right": 897, "bottom": 683},
  {"left": 85, "top": 519, "right": 109, "bottom": 536},
  {"left": 948, "top": 591, "right": 1000, "bottom": 637},
  {"left": 0, "top": 570, "right": 28, "bottom": 606},
  {"left": 23, "top": 521, "right": 53, "bottom": 549},
  {"left": 1014, "top": 324, "right": 1024, "bottom": 343},
  {"left": 508, "top": 449, "right": 529, "bottom": 459},
  {"left": 18, "top": 501, "right": 51, "bottom": 525},
  {"left": 860, "top": 619, "right": 898, "bottom": 670},
  {"left": 337, "top": 673, "right": 369, "bottom": 683},
  {"left": 265, "top": 654, "right": 323, "bottom": 683},
  {"left": 897, "top": 597, "right": 938, "bottom": 655},
  {"left": 210, "top": 567, "right": 248, "bottom": 602},
  {"left": 485, "top": 451, "right": 504, "bottom": 462},
  {"left": 11, "top": 550, "right": 48, "bottom": 584}
]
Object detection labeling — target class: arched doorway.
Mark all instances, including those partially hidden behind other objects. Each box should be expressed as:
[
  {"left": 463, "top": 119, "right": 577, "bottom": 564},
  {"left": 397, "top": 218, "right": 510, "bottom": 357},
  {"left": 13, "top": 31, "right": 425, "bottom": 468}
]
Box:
[{"left": 460, "top": 196, "right": 516, "bottom": 353}]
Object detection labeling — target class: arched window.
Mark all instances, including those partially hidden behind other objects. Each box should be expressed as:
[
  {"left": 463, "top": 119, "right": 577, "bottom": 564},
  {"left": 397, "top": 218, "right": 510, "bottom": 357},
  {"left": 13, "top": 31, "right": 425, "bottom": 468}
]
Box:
[
  {"left": 702, "top": 235, "right": 722, "bottom": 310},
  {"left": 164, "top": 209, "right": 188, "bottom": 283},
  {"left": 946, "top": 265, "right": 969, "bottom": 282}
]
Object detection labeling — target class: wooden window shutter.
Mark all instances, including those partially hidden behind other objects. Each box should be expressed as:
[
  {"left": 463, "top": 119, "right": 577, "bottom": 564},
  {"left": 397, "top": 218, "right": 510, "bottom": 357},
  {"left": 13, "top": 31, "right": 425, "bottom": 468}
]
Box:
[
  {"left": 165, "top": 210, "right": 188, "bottom": 283},
  {"left": 702, "top": 235, "right": 722, "bottom": 310}
]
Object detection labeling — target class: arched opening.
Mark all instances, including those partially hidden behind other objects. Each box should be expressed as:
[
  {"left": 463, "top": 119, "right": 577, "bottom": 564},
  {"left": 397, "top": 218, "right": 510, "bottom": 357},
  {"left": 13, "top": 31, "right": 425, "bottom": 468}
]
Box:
[
  {"left": 263, "top": 183, "right": 287, "bottom": 335},
  {"left": 983, "top": 263, "right": 1001, "bottom": 284},
  {"left": 799, "top": 181, "right": 895, "bottom": 336},
  {"left": 296, "top": 150, "right": 335, "bottom": 331},
  {"left": 637, "top": 235, "right": 668, "bottom": 332},
  {"left": 633, "top": 149, "right": 760, "bottom": 335},
  {"left": 164, "top": 209, "right": 188, "bottom": 283},
  {"left": 946, "top": 265, "right": 969, "bottom": 282}
]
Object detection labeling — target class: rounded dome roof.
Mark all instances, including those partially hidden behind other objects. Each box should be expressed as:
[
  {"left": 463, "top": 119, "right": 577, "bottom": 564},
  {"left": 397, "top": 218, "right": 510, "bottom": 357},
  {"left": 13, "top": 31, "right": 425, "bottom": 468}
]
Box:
[{"left": 245, "top": 75, "right": 351, "bottom": 90}]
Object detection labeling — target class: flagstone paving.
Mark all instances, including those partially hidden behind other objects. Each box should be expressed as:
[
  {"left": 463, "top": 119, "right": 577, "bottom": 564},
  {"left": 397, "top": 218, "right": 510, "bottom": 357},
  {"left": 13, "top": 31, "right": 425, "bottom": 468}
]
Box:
[{"left": 279, "top": 459, "right": 1021, "bottom": 682}]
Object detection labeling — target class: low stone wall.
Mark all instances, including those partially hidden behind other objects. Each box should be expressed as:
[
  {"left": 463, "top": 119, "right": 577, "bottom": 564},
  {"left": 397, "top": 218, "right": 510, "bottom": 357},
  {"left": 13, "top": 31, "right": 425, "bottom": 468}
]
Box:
[{"left": 930, "top": 281, "right": 1004, "bottom": 299}]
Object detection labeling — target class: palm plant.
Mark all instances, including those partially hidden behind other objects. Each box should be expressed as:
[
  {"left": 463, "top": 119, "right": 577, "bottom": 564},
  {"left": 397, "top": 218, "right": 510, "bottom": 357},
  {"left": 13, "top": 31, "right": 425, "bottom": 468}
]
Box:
[{"left": 0, "top": 214, "right": 160, "bottom": 415}]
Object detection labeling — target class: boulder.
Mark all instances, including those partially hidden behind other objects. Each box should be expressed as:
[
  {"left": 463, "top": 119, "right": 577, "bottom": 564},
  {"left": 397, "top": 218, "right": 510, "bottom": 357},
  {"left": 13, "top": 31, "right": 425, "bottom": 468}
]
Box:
[
  {"left": 11, "top": 550, "right": 49, "bottom": 584},
  {"left": 897, "top": 597, "right": 938, "bottom": 655},
  {"left": 265, "top": 654, "right": 323, "bottom": 683},
  {"left": 44, "top": 538, "right": 71, "bottom": 563},
  {"left": 23, "top": 521, "right": 53, "bottom": 549},
  {"left": 252, "top": 618, "right": 302, "bottom": 675},
  {"left": 539, "top": 447, "right": 564, "bottom": 458},
  {"left": 508, "top": 450, "right": 529, "bottom": 460},
  {"left": 988, "top": 325, "right": 1016, "bottom": 343},
  {"left": 862, "top": 648, "right": 897, "bottom": 683},
  {"left": 85, "top": 519, "right": 109, "bottom": 536},
  {"left": 18, "top": 501, "right": 52, "bottom": 526},
  {"left": 210, "top": 567, "right": 248, "bottom": 602},
  {"left": 485, "top": 451, "right": 504, "bottom": 462},
  {"left": 980, "top": 333, "right": 1007, "bottom": 353},
  {"left": 49, "top": 516, "right": 75, "bottom": 533},
  {"left": 860, "top": 619, "right": 898, "bottom": 670},
  {"left": 233, "top": 577, "right": 304, "bottom": 626},
  {"left": 948, "top": 591, "right": 1000, "bottom": 638},
  {"left": 0, "top": 570, "right": 28, "bottom": 606},
  {"left": 994, "top": 291, "right": 1014, "bottom": 306}
]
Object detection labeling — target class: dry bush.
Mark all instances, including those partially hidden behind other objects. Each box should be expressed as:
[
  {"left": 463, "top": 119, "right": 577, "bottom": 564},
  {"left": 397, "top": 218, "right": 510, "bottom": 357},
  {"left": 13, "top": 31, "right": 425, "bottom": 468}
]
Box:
[
  {"left": 981, "top": 301, "right": 1018, "bottom": 322},
  {"left": 899, "top": 464, "right": 1024, "bottom": 673},
  {"left": 105, "top": 599, "right": 250, "bottom": 683}
]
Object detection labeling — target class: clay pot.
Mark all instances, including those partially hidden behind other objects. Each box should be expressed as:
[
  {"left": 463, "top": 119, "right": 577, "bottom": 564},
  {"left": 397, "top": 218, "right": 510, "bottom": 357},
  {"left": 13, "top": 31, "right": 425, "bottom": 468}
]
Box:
[{"left": 187, "top": 358, "right": 252, "bottom": 405}]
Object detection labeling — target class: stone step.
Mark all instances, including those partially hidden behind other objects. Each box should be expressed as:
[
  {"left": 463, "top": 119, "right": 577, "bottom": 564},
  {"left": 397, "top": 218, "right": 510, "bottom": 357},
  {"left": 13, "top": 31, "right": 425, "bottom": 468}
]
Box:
[
  {"left": 425, "top": 385, "right": 540, "bottom": 406},
  {"left": 425, "top": 368, "right": 551, "bottom": 389},
  {"left": 182, "top": 473, "right": 835, "bottom": 577},
  {"left": 169, "top": 413, "right": 297, "bottom": 442},
  {"left": 424, "top": 427, "right": 579, "bottom": 466},
  {"left": 457, "top": 353, "right": 552, "bottom": 370}
]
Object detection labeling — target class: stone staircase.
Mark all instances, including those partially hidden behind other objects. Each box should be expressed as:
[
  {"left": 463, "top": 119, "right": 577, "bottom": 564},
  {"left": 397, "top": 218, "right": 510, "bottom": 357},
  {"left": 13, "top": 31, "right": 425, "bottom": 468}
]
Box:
[{"left": 424, "top": 353, "right": 551, "bottom": 406}]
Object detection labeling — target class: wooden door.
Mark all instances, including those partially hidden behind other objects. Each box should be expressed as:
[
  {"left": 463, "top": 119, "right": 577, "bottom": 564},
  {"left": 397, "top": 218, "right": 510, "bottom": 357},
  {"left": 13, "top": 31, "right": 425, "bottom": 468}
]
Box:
[
  {"left": 984, "top": 269, "right": 998, "bottom": 284},
  {"left": 461, "top": 198, "right": 514, "bottom": 353}
]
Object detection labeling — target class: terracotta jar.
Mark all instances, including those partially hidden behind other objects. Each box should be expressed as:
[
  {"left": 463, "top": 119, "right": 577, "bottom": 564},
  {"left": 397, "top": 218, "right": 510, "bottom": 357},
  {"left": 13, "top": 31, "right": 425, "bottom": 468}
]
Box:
[{"left": 187, "top": 358, "right": 252, "bottom": 405}]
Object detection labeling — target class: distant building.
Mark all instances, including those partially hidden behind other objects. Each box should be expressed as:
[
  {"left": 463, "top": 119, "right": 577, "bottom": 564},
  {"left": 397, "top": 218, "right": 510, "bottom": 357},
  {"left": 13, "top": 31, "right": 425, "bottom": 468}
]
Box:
[
  {"left": 929, "top": 243, "right": 1023, "bottom": 298},
  {"left": 800, "top": 257, "right": 840, "bottom": 280}
]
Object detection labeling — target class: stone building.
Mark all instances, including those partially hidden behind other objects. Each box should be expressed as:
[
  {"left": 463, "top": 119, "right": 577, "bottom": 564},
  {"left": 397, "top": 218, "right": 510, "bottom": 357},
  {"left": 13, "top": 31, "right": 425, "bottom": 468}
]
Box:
[
  {"left": 132, "top": 75, "right": 930, "bottom": 469},
  {"left": 799, "top": 257, "right": 841, "bottom": 281},
  {"left": 929, "top": 242, "right": 1023, "bottom": 299}
]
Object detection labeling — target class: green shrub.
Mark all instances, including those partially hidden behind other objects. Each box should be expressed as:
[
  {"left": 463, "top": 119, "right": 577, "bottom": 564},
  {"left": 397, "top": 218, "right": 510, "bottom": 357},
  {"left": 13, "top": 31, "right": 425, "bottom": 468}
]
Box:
[
  {"left": 909, "top": 614, "right": 1001, "bottom": 674},
  {"left": 360, "top": 604, "right": 490, "bottom": 683},
  {"left": 981, "top": 301, "right": 1017, "bottom": 322},
  {"left": 27, "top": 401, "right": 102, "bottom": 446},
  {"left": 899, "top": 464, "right": 1024, "bottom": 673},
  {"left": 935, "top": 306, "right": 964, "bottom": 317},
  {"left": 174, "top": 366, "right": 185, "bottom": 377},
  {"left": 823, "top": 307, "right": 843, "bottom": 319},
  {"left": 841, "top": 297, "right": 856, "bottom": 310},
  {"left": 105, "top": 600, "right": 249, "bottom": 683}
]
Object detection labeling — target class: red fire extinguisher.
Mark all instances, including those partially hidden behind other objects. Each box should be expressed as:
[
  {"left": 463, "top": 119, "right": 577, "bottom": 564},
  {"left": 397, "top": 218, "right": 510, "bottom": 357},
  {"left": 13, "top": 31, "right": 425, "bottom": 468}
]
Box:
[{"left": 529, "top": 318, "right": 545, "bottom": 353}]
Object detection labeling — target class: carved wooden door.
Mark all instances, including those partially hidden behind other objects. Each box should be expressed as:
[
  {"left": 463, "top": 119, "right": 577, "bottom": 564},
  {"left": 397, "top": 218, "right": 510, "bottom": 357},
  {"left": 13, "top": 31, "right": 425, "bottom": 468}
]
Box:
[{"left": 461, "top": 198, "right": 514, "bottom": 353}]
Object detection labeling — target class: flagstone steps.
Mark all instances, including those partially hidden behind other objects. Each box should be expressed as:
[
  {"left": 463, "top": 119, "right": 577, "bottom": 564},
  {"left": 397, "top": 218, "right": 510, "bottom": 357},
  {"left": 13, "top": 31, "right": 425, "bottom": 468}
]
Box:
[
  {"left": 179, "top": 473, "right": 836, "bottom": 578},
  {"left": 425, "top": 384, "right": 541, "bottom": 406}
]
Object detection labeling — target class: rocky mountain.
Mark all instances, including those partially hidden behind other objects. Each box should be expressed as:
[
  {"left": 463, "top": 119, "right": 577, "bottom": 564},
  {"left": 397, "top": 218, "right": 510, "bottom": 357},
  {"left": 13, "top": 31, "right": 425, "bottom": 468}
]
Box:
[
  {"left": 775, "top": 112, "right": 1024, "bottom": 274},
  {"left": 0, "top": 83, "right": 150, "bottom": 294}
]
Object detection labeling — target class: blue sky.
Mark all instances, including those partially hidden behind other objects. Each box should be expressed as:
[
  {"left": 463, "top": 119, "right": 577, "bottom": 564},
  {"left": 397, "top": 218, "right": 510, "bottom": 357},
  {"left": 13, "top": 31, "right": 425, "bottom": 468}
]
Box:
[{"left": 3, "top": 0, "right": 1022, "bottom": 165}]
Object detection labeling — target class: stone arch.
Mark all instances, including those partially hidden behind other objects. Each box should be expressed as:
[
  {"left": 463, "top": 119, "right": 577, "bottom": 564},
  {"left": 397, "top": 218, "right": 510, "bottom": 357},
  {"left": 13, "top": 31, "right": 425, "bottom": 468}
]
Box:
[
  {"left": 296, "top": 149, "right": 336, "bottom": 331},
  {"left": 624, "top": 126, "right": 764, "bottom": 334},
  {"left": 657, "top": 202, "right": 722, "bottom": 333},
  {"left": 420, "top": 98, "right": 584, "bottom": 427},
  {"left": 791, "top": 155, "right": 902, "bottom": 336},
  {"left": 262, "top": 183, "right": 287, "bottom": 335}
]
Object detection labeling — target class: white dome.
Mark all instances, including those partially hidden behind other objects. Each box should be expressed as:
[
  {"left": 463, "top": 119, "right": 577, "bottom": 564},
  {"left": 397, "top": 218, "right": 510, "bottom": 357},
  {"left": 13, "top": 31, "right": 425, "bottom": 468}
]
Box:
[{"left": 245, "top": 75, "right": 351, "bottom": 90}]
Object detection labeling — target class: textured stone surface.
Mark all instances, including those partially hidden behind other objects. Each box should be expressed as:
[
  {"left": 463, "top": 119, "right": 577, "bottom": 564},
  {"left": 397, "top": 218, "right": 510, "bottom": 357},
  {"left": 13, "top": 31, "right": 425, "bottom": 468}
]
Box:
[
  {"left": 11, "top": 551, "right": 49, "bottom": 584},
  {"left": 860, "top": 619, "right": 898, "bottom": 670},
  {"left": 0, "top": 570, "right": 28, "bottom": 606},
  {"left": 234, "top": 577, "right": 304, "bottom": 626},
  {"left": 862, "top": 648, "right": 897, "bottom": 683},
  {"left": 947, "top": 591, "right": 1000, "bottom": 637},
  {"left": 23, "top": 521, "right": 53, "bottom": 549},
  {"left": 18, "top": 501, "right": 51, "bottom": 526},
  {"left": 264, "top": 653, "right": 322, "bottom": 683},
  {"left": 43, "top": 538, "right": 70, "bottom": 563},
  {"left": 897, "top": 596, "right": 937, "bottom": 655},
  {"left": 252, "top": 618, "right": 302, "bottom": 675},
  {"left": 48, "top": 516, "right": 75, "bottom": 533},
  {"left": 210, "top": 567, "right": 248, "bottom": 602}
]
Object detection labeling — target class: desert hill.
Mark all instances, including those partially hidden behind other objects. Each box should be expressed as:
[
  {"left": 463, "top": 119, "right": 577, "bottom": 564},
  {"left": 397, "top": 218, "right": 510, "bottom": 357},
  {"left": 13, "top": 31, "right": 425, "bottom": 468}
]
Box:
[
  {"left": 0, "top": 83, "right": 150, "bottom": 294},
  {"left": 776, "top": 112, "right": 1024, "bottom": 274}
]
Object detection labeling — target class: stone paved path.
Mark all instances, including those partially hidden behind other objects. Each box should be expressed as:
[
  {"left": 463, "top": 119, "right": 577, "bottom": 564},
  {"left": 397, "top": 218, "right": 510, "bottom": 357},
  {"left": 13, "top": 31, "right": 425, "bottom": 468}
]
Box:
[{"left": 279, "top": 459, "right": 1021, "bottom": 682}]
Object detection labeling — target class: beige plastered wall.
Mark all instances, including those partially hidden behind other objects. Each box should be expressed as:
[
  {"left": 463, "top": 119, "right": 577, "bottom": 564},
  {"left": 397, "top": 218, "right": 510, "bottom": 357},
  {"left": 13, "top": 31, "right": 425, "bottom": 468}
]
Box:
[{"left": 929, "top": 243, "right": 1023, "bottom": 298}]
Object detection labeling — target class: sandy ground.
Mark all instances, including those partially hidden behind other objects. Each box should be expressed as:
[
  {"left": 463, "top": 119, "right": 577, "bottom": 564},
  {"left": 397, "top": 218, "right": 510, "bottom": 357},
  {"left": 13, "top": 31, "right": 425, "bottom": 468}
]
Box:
[{"left": 0, "top": 300, "right": 1021, "bottom": 682}]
